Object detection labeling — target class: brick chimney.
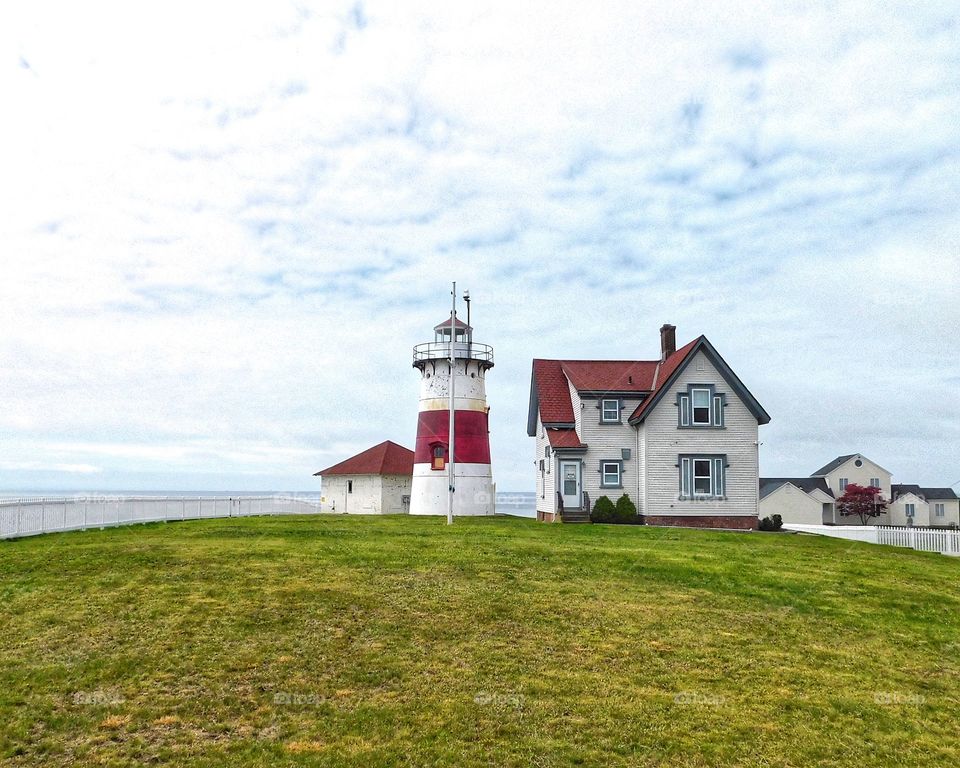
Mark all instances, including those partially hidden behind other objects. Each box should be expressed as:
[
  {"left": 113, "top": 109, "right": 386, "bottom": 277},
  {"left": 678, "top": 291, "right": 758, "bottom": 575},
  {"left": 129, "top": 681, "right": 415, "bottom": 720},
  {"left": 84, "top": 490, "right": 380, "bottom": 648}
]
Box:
[{"left": 660, "top": 324, "right": 676, "bottom": 361}]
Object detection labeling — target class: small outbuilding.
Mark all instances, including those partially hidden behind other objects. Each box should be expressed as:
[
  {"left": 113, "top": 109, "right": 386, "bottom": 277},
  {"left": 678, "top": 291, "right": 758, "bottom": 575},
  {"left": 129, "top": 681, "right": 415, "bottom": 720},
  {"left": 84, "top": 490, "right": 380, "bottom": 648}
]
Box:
[{"left": 314, "top": 440, "right": 414, "bottom": 514}]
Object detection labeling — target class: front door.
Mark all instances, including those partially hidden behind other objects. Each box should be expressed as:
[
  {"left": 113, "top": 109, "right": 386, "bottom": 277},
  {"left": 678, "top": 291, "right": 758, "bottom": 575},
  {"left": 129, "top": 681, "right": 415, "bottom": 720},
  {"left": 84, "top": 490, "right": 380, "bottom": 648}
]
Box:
[{"left": 560, "top": 460, "right": 581, "bottom": 510}]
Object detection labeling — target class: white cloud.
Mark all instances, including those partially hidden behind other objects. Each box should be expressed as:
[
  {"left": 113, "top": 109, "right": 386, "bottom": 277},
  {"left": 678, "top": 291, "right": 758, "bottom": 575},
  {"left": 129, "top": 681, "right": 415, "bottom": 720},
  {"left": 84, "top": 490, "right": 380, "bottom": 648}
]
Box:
[{"left": 1, "top": 0, "right": 958, "bottom": 492}]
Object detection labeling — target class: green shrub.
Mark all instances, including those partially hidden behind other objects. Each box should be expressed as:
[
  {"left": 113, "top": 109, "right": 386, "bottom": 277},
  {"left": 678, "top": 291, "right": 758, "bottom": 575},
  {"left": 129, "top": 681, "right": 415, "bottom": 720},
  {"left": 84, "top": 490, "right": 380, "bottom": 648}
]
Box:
[
  {"left": 759, "top": 514, "right": 783, "bottom": 532},
  {"left": 590, "top": 495, "right": 616, "bottom": 523},
  {"left": 614, "top": 493, "right": 642, "bottom": 524},
  {"left": 590, "top": 494, "right": 643, "bottom": 524}
]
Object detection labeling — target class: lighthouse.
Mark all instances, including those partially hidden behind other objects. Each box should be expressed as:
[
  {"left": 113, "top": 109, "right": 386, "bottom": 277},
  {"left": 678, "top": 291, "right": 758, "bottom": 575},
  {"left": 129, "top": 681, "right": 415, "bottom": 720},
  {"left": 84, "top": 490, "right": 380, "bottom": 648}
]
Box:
[{"left": 410, "top": 294, "right": 495, "bottom": 517}]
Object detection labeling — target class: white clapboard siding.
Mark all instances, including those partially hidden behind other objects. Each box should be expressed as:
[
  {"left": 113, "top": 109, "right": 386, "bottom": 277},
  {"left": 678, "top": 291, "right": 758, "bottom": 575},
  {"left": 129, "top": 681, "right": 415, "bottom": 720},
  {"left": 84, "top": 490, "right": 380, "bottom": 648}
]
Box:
[
  {"left": 574, "top": 391, "right": 647, "bottom": 512},
  {"left": 534, "top": 414, "right": 557, "bottom": 515},
  {"left": 643, "top": 349, "right": 759, "bottom": 518}
]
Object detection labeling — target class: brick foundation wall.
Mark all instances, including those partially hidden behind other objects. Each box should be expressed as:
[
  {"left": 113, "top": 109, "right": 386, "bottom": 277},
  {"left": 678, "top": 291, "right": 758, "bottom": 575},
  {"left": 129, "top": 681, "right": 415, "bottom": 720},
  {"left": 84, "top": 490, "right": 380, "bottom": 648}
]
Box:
[
  {"left": 645, "top": 515, "right": 757, "bottom": 530},
  {"left": 537, "top": 510, "right": 559, "bottom": 523}
]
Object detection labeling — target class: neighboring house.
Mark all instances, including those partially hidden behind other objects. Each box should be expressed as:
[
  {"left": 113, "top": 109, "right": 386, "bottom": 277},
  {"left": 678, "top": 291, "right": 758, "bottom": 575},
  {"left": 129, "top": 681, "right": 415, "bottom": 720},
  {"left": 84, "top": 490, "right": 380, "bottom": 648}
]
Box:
[
  {"left": 762, "top": 453, "right": 959, "bottom": 529},
  {"left": 313, "top": 440, "right": 413, "bottom": 514},
  {"left": 810, "top": 453, "right": 893, "bottom": 508},
  {"left": 761, "top": 453, "right": 891, "bottom": 526},
  {"left": 890, "top": 484, "right": 960, "bottom": 528},
  {"left": 527, "top": 324, "right": 770, "bottom": 528},
  {"left": 759, "top": 477, "right": 834, "bottom": 525}
]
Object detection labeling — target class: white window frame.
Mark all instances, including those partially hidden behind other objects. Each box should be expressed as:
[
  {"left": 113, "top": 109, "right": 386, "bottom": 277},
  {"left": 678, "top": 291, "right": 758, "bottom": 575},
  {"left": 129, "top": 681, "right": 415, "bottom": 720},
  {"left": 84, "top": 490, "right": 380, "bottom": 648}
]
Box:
[
  {"left": 935, "top": 503, "right": 945, "bottom": 517},
  {"left": 693, "top": 459, "right": 713, "bottom": 496},
  {"left": 839, "top": 478, "right": 849, "bottom": 492},
  {"left": 601, "top": 461, "right": 622, "bottom": 488},
  {"left": 870, "top": 477, "right": 880, "bottom": 488},
  {"left": 601, "top": 399, "right": 620, "bottom": 423},
  {"left": 905, "top": 503, "right": 915, "bottom": 518},
  {"left": 691, "top": 388, "right": 711, "bottom": 425}
]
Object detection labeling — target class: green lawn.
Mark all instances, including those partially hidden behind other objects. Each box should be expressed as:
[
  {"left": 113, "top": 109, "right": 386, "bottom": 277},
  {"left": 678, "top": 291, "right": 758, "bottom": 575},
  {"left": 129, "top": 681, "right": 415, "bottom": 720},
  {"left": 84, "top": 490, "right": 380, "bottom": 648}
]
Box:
[{"left": 1, "top": 515, "right": 958, "bottom": 767}]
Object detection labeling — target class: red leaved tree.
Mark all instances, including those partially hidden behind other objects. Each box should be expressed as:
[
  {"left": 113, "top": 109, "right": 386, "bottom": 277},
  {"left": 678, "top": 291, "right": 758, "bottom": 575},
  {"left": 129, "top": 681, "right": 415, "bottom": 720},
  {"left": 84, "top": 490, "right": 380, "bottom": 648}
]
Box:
[{"left": 836, "top": 483, "right": 888, "bottom": 524}]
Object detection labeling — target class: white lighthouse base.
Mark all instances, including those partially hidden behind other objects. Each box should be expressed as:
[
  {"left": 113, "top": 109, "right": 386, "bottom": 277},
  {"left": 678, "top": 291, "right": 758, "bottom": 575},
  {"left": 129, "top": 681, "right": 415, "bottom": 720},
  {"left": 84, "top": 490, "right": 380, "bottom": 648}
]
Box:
[{"left": 409, "top": 463, "right": 496, "bottom": 516}]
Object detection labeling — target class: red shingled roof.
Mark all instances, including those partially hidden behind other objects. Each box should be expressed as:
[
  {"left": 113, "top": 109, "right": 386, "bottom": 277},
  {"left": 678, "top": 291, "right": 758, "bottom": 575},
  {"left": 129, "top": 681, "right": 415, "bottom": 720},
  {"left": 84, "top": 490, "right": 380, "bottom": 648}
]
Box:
[
  {"left": 627, "top": 337, "right": 701, "bottom": 422},
  {"left": 313, "top": 440, "right": 414, "bottom": 476},
  {"left": 531, "top": 359, "right": 576, "bottom": 424},
  {"left": 561, "top": 360, "right": 658, "bottom": 392},
  {"left": 546, "top": 428, "right": 586, "bottom": 449},
  {"left": 433, "top": 317, "right": 471, "bottom": 331},
  {"left": 530, "top": 337, "right": 701, "bottom": 435}
]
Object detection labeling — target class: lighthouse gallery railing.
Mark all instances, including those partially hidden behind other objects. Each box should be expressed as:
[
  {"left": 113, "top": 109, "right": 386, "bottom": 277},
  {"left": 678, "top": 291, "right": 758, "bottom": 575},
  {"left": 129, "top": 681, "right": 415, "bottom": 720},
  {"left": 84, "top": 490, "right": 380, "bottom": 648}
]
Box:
[{"left": 412, "top": 341, "right": 494, "bottom": 365}]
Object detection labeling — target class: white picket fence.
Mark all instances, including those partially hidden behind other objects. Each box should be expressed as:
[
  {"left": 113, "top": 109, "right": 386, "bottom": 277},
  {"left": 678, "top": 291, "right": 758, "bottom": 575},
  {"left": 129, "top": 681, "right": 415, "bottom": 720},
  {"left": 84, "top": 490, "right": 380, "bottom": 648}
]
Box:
[
  {"left": 783, "top": 523, "right": 960, "bottom": 556},
  {"left": 0, "top": 495, "right": 323, "bottom": 540}
]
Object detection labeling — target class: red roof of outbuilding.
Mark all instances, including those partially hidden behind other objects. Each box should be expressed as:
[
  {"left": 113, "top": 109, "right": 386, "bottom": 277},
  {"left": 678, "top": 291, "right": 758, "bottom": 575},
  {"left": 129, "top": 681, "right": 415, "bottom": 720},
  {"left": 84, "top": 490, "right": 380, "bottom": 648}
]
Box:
[{"left": 313, "top": 440, "right": 414, "bottom": 476}]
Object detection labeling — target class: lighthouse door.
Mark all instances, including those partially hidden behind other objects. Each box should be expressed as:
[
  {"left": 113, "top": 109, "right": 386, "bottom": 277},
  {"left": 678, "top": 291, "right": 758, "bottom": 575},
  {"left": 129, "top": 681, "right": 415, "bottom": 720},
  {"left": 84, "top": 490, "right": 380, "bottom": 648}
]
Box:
[{"left": 560, "top": 460, "right": 581, "bottom": 510}]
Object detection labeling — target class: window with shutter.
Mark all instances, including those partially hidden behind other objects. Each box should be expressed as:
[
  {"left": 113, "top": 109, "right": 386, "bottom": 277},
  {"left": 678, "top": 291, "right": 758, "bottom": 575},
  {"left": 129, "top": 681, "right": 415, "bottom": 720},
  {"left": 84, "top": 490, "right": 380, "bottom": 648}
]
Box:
[
  {"left": 678, "top": 385, "right": 725, "bottom": 428},
  {"left": 678, "top": 454, "right": 727, "bottom": 499},
  {"left": 692, "top": 389, "right": 711, "bottom": 424}
]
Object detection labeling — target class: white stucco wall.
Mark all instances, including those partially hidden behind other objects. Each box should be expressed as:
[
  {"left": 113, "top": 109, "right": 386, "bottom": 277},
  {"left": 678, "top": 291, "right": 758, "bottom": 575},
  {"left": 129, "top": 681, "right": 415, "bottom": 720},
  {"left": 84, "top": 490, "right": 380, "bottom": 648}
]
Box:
[
  {"left": 321, "top": 475, "right": 382, "bottom": 514},
  {"left": 380, "top": 474, "right": 412, "bottom": 514}
]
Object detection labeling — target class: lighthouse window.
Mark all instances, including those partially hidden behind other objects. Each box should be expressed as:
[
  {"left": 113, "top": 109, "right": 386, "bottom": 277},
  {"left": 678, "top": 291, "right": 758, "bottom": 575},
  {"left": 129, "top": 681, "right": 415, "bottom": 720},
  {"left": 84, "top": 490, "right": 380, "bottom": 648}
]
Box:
[
  {"left": 432, "top": 445, "right": 446, "bottom": 471},
  {"left": 347, "top": 480, "right": 353, "bottom": 493}
]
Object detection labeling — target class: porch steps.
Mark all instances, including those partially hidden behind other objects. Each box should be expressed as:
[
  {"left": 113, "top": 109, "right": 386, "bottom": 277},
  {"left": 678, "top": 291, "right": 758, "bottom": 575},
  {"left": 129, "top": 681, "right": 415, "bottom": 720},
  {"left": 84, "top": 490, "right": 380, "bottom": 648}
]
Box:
[{"left": 562, "top": 511, "right": 591, "bottom": 524}]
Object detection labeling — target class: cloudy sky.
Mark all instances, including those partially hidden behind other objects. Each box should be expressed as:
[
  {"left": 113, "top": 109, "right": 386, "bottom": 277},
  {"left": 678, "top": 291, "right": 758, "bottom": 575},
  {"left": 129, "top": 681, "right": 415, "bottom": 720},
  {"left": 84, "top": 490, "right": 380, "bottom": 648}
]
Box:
[{"left": 1, "top": 1, "right": 958, "bottom": 493}]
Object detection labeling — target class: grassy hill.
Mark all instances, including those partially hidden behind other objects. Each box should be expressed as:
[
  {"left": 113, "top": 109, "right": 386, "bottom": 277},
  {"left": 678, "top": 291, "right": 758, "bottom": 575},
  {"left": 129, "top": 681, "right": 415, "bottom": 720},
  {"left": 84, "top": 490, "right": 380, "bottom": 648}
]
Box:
[{"left": 1, "top": 515, "right": 958, "bottom": 767}]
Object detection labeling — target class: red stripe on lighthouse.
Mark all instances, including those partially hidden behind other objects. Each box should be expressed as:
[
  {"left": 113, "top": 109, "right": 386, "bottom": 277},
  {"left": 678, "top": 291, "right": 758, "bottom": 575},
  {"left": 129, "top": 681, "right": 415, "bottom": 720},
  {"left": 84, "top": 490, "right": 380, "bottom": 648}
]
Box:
[{"left": 414, "top": 410, "right": 491, "bottom": 464}]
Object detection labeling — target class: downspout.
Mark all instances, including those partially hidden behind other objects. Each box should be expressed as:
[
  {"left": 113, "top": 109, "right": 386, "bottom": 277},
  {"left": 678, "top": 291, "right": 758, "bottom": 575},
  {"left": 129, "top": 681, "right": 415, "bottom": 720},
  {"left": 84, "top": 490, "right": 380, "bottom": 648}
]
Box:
[
  {"left": 635, "top": 423, "right": 641, "bottom": 516},
  {"left": 755, "top": 438, "right": 761, "bottom": 524}
]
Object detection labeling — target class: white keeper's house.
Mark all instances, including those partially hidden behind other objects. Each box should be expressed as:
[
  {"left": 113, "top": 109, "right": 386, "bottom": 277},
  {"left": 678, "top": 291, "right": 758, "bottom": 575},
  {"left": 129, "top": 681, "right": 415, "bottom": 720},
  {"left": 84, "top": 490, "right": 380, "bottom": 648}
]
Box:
[
  {"left": 527, "top": 324, "right": 771, "bottom": 527},
  {"left": 314, "top": 440, "right": 414, "bottom": 515}
]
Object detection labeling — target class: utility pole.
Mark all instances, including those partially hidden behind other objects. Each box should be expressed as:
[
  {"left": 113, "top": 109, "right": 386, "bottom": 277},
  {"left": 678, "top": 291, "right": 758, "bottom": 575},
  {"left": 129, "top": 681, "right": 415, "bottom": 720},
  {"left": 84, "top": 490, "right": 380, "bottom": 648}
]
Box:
[{"left": 447, "top": 282, "right": 456, "bottom": 525}]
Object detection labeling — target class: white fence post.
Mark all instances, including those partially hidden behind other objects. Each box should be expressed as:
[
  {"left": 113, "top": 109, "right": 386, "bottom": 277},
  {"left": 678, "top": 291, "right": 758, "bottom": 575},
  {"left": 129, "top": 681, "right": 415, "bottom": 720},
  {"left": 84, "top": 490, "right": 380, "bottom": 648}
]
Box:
[
  {"left": 17, "top": 499, "right": 22, "bottom": 537},
  {"left": 41, "top": 498, "right": 46, "bottom": 533}
]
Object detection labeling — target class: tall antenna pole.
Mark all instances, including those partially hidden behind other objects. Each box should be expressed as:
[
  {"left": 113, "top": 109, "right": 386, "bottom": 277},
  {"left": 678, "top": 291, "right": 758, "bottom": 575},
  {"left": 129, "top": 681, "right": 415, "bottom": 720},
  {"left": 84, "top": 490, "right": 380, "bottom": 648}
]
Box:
[{"left": 447, "top": 282, "right": 456, "bottom": 525}]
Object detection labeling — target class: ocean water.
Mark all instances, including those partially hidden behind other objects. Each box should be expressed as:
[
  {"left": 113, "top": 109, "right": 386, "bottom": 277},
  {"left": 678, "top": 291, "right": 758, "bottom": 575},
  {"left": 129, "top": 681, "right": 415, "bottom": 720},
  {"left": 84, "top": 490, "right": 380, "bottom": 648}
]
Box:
[{"left": 0, "top": 490, "right": 538, "bottom": 518}]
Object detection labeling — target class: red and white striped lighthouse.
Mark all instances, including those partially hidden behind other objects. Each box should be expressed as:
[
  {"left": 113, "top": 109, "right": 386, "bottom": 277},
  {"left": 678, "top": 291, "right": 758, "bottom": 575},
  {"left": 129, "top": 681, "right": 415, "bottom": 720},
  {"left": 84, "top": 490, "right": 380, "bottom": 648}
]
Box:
[{"left": 410, "top": 302, "right": 495, "bottom": 516}]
